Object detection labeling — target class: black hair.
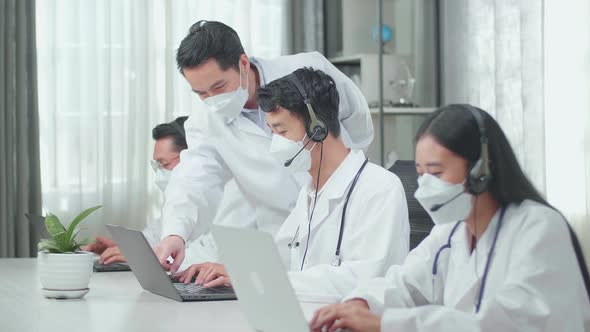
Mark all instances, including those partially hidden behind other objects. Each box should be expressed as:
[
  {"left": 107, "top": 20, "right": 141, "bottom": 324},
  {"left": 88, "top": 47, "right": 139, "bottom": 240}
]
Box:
[
  {"left": 152, "top": 116, "right": 188, "bottom": 152},
  {"left": 415, "top": 104, "right": 547, "bottom": 207},
  {"left": 176, "top": 20, "right": 245, "bottom": 75},
  {"left": 257, "top": 67, "right": 341, "bottom": 137},
  {"left": 417, "top": 104, "right": 590, "bottom": 297}
]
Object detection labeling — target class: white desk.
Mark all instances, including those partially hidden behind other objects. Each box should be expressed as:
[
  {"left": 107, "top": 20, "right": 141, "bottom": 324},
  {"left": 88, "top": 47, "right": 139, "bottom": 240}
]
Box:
[{"left": 0, "top": 259, "right": 324, "bottom": 332}]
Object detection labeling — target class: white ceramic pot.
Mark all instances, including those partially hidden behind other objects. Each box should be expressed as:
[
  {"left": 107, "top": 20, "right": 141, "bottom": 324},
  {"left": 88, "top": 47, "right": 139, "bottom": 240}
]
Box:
[{"left": 38, "top": 251, "right": 94, "bottom": 293}]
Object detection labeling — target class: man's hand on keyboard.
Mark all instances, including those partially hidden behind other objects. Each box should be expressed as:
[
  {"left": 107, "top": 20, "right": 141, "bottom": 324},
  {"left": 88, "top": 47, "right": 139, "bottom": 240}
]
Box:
[
  {"left": 154, "top": 235, "right": 185, "bottom": 273},
  {"left": 99, "top": 246, "right": 126, "bottom": 265},
  {"left": 172, "top": 262, "right": 232, "bottom": 288},
  {"left": 82, "top": 236, "right": 117, "bottom": 255}
]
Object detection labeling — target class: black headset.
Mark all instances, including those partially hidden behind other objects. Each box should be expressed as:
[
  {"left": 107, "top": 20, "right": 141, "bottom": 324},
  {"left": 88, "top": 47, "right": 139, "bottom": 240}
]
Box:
[
  {"left": 285, "top": 73, "right": 328, "bottom": 142},
  {"left": 464, "top": 104, "right": 492, "bottom": 195}
]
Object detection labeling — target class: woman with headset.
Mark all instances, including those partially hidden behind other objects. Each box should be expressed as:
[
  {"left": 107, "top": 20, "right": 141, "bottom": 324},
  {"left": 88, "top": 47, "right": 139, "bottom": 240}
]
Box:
[{"left": 310, "top": 104, "right": 590, "bottom": 331}]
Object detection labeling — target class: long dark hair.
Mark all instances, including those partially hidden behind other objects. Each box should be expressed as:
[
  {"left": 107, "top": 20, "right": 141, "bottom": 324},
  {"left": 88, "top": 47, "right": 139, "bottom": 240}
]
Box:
[
  {"left": 416, "top": 104, "right": 590, "bottom": 298},
  {"left": 415, "top": 104, "right": 547, "bottom": 207}
]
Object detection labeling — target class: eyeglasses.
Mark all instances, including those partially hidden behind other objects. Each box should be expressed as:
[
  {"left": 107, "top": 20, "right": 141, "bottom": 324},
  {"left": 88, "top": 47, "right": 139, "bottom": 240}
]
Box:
[
  {"left": 150, "top": 160, "right": 163, "bottom": 172},
  {"left": 150, "top": 155, "right": 180, "bottom": 172}
]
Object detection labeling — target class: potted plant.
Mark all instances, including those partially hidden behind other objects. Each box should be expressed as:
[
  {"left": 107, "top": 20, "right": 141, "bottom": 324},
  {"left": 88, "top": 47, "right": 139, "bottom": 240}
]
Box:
[{"left": 37, "top": 205, "right": 102, "bottom": 299}]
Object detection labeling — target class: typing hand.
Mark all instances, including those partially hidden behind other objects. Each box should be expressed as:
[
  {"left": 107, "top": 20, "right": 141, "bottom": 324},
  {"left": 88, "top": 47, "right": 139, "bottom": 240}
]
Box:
[
  {"left": 99, "top": 246, "right": 126, "bottom": 265},
  {"left": 172, "top": 262, "right": 231, "bottom": 288},
  {"left": 310, "top": 299, "right": 379, "bottom": 332},
  {"left": 82, "top": 236, "right": 117, "bottom": 255},
  {"left": 154, "top": 235, "right": 185, "bottom": 273}
]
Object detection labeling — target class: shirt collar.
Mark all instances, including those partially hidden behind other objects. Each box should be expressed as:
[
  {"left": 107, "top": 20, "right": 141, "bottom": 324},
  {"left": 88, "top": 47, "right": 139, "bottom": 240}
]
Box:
[{"left": 306, "top": 149, "right": 368, "bottom": 201}]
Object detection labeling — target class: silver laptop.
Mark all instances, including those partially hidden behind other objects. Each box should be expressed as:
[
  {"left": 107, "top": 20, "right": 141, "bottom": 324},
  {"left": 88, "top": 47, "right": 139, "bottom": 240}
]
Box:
[
  {"left": 212, "top": 226, "right": 309, "bottom": 332},
  {"left": 106, "top": 224, "right": 236, "bottom": 302}
]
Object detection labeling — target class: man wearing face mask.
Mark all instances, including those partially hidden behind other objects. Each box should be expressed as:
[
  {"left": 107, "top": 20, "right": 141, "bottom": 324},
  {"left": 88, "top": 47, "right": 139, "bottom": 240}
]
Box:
[
  {"left": 155, "top": 20, "right": 375, "bottom": 273},
  {"left": 173, "top": 68, "right": 409, "bottom": 301},
  {"left": 85, "top": 117, "right": 255, "bottom": 267}
]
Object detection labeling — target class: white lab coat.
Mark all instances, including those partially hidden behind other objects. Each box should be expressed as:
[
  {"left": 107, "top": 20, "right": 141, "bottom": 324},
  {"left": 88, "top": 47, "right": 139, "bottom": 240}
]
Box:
[
  {"left": 274, "top": 150, "right": 410, "bottom": 301},
  {"left": 141, "top": 179, "right": 255, "bottom": 270},
  {"left": 161, "top": 51, "right": 374, "bottom": 242},
  {"left": 180, "top": 179, "right": 256, "bottom": 269},
  {"left": 344, "top": 200, "right": 590, "bottom": 331}
]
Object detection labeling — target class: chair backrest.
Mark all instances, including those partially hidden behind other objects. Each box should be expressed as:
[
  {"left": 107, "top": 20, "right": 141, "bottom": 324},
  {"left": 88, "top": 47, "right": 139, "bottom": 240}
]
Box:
[{"left": 389, "top": 160, "right": 434, "bottom": 250}]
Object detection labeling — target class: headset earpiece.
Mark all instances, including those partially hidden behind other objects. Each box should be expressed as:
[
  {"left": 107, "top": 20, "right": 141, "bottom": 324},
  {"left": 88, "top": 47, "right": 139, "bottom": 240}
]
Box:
[
  {"left": 464, "top": 105, "right": 492, "bottom": 195},
  {"left": 286, "top": 73, "right": 328, "bottom": 142},
  {"left": 304, "top": 103, "right": 328, "bottom": 142}
]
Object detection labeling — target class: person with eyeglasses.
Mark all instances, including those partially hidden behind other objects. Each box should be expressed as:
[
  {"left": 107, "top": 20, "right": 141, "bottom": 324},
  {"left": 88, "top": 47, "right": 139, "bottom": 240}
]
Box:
[
  {"left": 310, "top": 104, "right": 590, "bottom": 332},
  {"left": 84, "top": 116, "right": 255, "bottom": 268}
]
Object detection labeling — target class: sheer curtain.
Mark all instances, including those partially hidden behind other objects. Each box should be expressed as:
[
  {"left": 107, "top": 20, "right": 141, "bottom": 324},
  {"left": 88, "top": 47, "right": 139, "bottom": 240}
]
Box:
[
  {"left": 441, "top": 0, "right": 590, "bottom": 265},
  {"left": 441, "top": 0, "right": 545, "bottom": 192},
  {"left": 36, "top": 0, "right": 288, "bottom": 238}
]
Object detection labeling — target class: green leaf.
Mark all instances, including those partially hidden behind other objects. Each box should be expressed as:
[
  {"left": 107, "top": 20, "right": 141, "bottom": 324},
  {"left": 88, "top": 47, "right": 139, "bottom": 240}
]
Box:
[
  {"left": 44, "top": 214, "right": 66, "bottom": 237},
  {"left": 38, "top": 239, "right": 63, "bottom": 253},
  {"left": 54, "top": 232, "right": 71, "bottom": 252},
  {"left": 66, "top": 205, "right": 102, "bottom": 243},
  {"left": 71, "top": 228, "right": 81, "bottom": 241},
  {"left": 76, "top": 238, "right": 91, "bottom": 247}
]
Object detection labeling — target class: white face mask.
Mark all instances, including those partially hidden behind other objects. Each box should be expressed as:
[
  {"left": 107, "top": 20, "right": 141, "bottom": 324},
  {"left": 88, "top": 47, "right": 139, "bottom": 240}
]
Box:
[
  {"left": 414, "top": 173, "right": 472, "bottom": 225},
  {"left": 202, "top": 64, "right": 249, "bottom": 120},
  {"left": 154, "top": 168, "right": 172, "bottom": 192},
  {"left": 269, "top": 133, "right": 316, "bottom": 173}
]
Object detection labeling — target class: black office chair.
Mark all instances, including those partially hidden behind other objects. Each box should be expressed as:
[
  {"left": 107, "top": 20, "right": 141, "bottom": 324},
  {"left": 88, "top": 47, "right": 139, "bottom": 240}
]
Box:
[{"left": 389, "top": 160, "right": 434, "bottom": 250}]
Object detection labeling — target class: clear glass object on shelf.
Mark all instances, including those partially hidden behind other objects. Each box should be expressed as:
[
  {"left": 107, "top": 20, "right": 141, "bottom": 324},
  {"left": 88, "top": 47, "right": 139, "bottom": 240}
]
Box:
[{"left": 389, "top": 60, "right": 417, "bottom": 107}]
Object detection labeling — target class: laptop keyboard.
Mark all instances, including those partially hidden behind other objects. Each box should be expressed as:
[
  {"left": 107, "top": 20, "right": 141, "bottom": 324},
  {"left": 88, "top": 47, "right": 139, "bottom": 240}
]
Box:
[
  {"left": 174, "top": 283, "right": 234, "bottom": 295},
  {"left": 93, "top": 261, "right": 131, "bottom": 272}
]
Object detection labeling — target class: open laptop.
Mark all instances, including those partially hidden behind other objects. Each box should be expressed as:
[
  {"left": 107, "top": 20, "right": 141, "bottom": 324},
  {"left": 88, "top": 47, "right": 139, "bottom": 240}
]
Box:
[
  {"left": 106, "top": 224, "right": 236, "bottom": 302},
  {"left": 212, "top": 226, "right": 309, "bottom": 332}
]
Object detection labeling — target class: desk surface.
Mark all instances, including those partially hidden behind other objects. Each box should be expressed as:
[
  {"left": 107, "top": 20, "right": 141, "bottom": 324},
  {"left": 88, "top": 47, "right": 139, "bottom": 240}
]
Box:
[{"left": 0, "top": 259, "right": 324, "bottom": 332}]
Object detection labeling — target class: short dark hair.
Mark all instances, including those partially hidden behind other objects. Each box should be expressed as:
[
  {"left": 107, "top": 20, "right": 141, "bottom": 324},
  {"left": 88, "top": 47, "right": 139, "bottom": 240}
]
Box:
[
  {"left": 152, "top": 116, "right": 189, "bottom": 152},
  {"left": 176, "top": 20, "right": 245, "bottom": 75},
  {"left": 415, "top": 104, "right": 546, "bottom": 207},
  {"left": 257, "top": 67, "right": 341, "bottom": 137}
]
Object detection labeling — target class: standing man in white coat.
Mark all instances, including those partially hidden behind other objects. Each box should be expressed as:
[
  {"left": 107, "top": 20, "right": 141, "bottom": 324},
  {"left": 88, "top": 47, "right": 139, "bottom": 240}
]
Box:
[
  {"left": 155, "top": 20, "right": 374, "bottom": 272},
  {"left": 310, "top": 105, "right": 590, "bottom": 332},
  {"left": 174, "top": 68, "right": 409, "bottom": 301},
  {"left": 83, "top": 117, "right": 255, "bottom": 269}
]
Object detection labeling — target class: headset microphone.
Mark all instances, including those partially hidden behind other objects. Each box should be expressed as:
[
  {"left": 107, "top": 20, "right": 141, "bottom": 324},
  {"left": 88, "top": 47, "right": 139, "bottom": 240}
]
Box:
[
  {"left": 430, "top": 191, "right": 464, "bottom": 212},
  {"left": 284, "top": 128, "right": 320, "bottom": 167}
]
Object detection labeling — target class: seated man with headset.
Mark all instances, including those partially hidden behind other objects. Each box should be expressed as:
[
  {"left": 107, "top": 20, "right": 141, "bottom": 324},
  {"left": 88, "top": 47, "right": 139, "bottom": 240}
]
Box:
[{"left": 173, "top": 67, "right": 410, "bottom": 300}]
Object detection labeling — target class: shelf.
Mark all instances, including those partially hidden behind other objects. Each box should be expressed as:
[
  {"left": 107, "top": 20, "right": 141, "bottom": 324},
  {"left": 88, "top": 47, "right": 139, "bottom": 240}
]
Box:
[
  {"left": 369, "top": 107, "right": 435, "bottom": 115},
  {"left": 329, "top": 53, "right": 411, "bottom": 65},
  {"left": 328, "top": 54, "right": 366, "bottom": 65}
]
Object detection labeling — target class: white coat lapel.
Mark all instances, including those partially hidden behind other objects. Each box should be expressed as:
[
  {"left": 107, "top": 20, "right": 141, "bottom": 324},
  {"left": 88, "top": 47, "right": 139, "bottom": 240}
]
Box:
[
  {"left": 297, "top": 191, "right": 331, "bottom": 241},
  {"left": 445, "top": 213, "right": 501, "bottom": 310},
  {"left": 234, "top": 112, "right": 270, "bottom": 139},
  {"left": 297, "top": 150, "right": 365, "bottom": 241}
]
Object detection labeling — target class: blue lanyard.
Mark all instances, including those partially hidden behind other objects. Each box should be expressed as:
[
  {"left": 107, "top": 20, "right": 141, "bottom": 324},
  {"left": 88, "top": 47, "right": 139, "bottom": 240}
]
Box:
[{"left": 431, "top": 206, "right": 507, "bottom": 312}]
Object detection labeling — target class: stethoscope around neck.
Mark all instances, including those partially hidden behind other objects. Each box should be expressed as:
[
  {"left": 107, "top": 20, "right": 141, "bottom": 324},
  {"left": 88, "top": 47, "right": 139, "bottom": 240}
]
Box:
[
  {"left": 431, "top": 206, "right": 507, "bottom": 313},
  {"left": 288, "top": 158, "right": 369, "bottom": 269}
]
